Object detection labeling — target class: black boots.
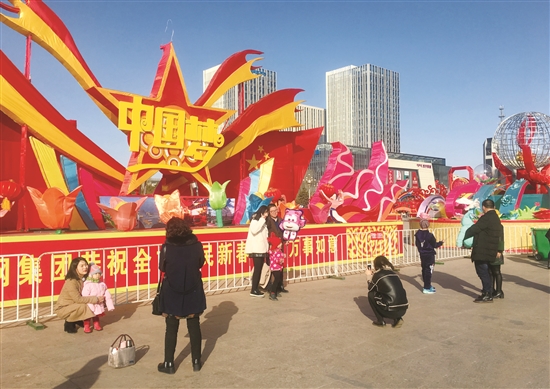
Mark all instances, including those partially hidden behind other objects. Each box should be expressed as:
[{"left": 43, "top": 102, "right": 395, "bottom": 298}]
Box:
[
  {"left": 492, "top": 291, "right": 504, "bottom": 299},
  {"left": 64, "top": 320, "right": 77, "bottom": 333},
  {"left": 392, "top": 318, "right": 404, "bottom": 328},
  {"left": 187, "top": 316, "right": 202, "bottom": 372},
  {"left": 474, "top": 293, "right": 494, "bottom": 303},
  {"left": 158, "top": 360, "right": 201, "bottom": 373},
  {"left": 158, "top": 362, "right": 176, "bottom": 374},
  {"left": 158, "top": 361, "right": 175, "bottom": 374},
  {"left": 192, "top": 359, "right": 202, "bottom": 372}
]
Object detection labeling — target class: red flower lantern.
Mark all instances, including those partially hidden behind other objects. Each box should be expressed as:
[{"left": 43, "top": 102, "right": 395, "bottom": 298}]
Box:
[
  {"left": 0, "top": 180, "right": 22, "bottom": 217},
  {"left": 264, "top": 188, "right": 282, "bottom": 202},
  {"left": 319, "top": 183, "right": 336, "bottom": 203}
]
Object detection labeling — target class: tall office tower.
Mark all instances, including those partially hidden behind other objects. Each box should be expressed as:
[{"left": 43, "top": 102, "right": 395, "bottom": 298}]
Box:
[
  {"left": 483, "top": 137, "right": 495, "bottom": 173},
  {"left": 326, "top": 64, "right": 400, "bottom": 152},
  {"left": 283, "top": 104, "right": 326, "bottom": 138},
  {"left": 203, "top": 65, "right": 277, "bottom": 127}
]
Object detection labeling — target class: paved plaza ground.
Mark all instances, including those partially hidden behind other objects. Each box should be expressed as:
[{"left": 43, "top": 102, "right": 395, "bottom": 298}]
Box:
[{"left": 1, "top": 254, "right": 549, "bottom": 389}]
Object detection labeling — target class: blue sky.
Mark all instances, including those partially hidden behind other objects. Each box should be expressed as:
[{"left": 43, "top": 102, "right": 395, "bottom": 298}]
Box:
[{"left": 1, "top": 0, "right": 548, "bottom": 171}]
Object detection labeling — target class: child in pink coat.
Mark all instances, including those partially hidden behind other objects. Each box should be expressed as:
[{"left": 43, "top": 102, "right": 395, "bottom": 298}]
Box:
[
  {"left": 81, "top": 263, "right": 114, "bottom": 333},
  {"left": 267, "top": 233, "right": 285, "bottom": 301}
]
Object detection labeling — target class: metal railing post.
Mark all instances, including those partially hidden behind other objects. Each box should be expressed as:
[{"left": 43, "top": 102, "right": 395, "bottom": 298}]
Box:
[{"left": 27, "top": 255, "right": 44, "bottom": 330}]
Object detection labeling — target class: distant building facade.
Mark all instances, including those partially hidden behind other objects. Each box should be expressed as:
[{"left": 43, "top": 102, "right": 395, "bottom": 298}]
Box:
[
  {"left": 203, "top": 65, "right": 277, "bottom": 126},
  {"left": 282, "top": 104, "right": 326, "bottom": 140},
  {"left": 483, "top": 137, "right": 495, "bottom": 171},
  {"left": 307, "top": 143, "right": 449, "bottom": 191},
  {"left": 326, "top": 64, "right": 400, "bottom": 153}
]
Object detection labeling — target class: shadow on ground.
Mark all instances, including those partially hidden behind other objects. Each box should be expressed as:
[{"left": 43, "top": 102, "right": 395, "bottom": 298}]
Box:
[
  {"left": 167, "top": 300, "right": 239, "bottom": 371},
  {"left": 400, "top": 268, "right": 480, "bottom": 298},
  {"left": 102, "top": 302, "right": 144, "bottom": 326},
  {"left": 353, "top": 296, "right": 377, "bottom": 321},
  {"left": 52, "top": 355, "right": 106, "bottom": 389}
]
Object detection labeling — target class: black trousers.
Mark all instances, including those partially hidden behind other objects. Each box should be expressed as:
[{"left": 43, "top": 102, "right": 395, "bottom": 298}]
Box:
[
  {"left": 270, "top": 271, "right": 282, "bottom": 294},
  {"left": 367, "top": 291, "right": 407, "bottom": 323},
  {"left": 250, "top": 256, "right": 266, "bottom": 292},
  {"left": 419, "top": 253, "right": 435, "bottom": 289},
  {"left": 474, "top": 261, "right": 492, "bottom": 295},
  {"left": 489, "top": 264, "right": 502, "bottom": 293},
  {"left": 164, "top": 315, "right": 202, "bottom": 363}
]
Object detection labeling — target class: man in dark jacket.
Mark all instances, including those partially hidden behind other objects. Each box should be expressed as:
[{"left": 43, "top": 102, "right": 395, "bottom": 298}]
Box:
[{"left": 464, "top": 199, "right": 503, "bottom": 303}]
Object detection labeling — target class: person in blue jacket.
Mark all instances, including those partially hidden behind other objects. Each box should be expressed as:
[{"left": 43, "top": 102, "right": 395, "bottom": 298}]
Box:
[{"left": 415, "top": 219, "right": 444, "bottom": 294}]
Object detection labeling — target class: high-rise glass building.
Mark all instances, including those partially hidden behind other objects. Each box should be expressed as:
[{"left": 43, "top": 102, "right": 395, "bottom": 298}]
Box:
[
  {"left": 203, "top": 65, "right": 277, "bottom": 127},
  {"left": 326, "top": 64, "right": 400, "bottom": 153}
]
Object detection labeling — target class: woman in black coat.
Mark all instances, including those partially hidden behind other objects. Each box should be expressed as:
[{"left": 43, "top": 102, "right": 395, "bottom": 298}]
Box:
[
  {"left": 366, "top": 255, "right": 409, "bottom": 328},
  {"left": 157, "top": 217, "right": 206, "bottom": 374}
]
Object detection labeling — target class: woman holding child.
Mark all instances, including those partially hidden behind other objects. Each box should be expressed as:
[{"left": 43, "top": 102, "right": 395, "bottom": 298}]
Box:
[{"left": 55, "top": 257, "right": 105, "bottom": 334}]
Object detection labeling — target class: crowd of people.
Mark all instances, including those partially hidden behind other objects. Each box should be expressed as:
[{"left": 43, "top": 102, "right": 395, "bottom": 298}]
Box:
[
  {"left": 55, "top": 198, "right": 515, "bottom": 373},
  {"left": 364, "top": 198, "right": 506, "bottom": 329}
]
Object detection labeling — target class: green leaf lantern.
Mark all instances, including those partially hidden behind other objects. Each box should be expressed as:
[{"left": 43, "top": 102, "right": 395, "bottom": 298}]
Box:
[{"left": 209, "top": 181, "right": 230, "bottom": 227}]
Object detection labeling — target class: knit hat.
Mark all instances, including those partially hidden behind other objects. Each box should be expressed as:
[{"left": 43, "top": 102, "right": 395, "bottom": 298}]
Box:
[
  {"left": 419, "top": 219, "right": 430, "bottom": 229},
  {"left": 88, "top": 263, "right": 102, "bottom": 277}
]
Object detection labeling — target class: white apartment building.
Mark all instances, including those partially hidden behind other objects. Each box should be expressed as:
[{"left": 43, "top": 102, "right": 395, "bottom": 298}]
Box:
[
  {"left": 282, "top": 104, "right": 326, "bottom": 140},
  {"left": 203, "top": 65, "right": 277, "bottom": 127},
  {"left": 326, "top": 64, "right": 400, "bottom": 153},
  {"left": 295, "top": 104, "right": 325, "bottom": 131}
]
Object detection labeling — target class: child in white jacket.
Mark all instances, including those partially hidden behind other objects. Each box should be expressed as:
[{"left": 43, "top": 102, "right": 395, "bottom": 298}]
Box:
[{"left": 81, "top": 263, "right": 114, "bottom": 333}]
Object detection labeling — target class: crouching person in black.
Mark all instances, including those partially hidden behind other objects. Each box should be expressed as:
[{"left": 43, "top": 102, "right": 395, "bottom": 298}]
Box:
[{"left": 366, "top": 255, "right": 409, "bottom": 328}]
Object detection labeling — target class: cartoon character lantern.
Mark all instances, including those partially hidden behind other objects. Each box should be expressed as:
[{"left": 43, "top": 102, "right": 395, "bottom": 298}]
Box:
[{"left": 279, "top": 208, "right": 306, "bottom": 241}]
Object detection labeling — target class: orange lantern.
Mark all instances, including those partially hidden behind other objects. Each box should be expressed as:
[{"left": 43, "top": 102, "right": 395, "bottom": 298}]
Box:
[
  {"left": 154, "top": 190, "right": 188, "bottom": 224},
  {"left": 97, "top": 197, "right": 147, "bottom": 231},
  {"left": 27, "top": 186, "right": 82, "bottom": 229}
]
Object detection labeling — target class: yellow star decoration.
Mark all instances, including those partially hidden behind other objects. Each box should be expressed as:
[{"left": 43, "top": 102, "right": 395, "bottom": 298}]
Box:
[
  {"left": 263, "top": 152, "right": 270, "bottom": 160},
  {"left": 257, "top": 145, "right": 264, "bottom": 153},
  {"left": 95, "top": 44, "right": 233, "bottom": 193},
  {"left": 246, "top": 154, "right": 261, "bottom": 171}
]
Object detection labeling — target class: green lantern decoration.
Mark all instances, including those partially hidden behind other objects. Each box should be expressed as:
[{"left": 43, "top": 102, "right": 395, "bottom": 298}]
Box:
[{"left": 208, "top": 181, "right": 230, "bottom": 227}]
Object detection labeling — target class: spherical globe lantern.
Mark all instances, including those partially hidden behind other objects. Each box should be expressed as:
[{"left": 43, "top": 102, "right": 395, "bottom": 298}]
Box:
[
  {"left": 473, "top": 163, "right": 493, "bottom": 182},
  {"left": 493, "top": 112, "right": 550, "bottom": 170}
]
